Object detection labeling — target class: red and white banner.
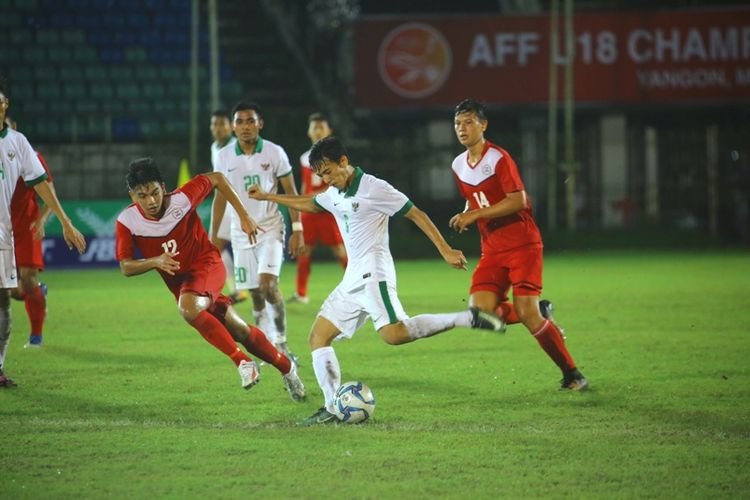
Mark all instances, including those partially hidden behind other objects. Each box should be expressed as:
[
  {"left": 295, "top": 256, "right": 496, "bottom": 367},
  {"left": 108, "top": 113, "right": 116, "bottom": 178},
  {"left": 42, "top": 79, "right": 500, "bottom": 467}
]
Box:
[{"left": 354, "top": 9, "right": 750, "bottom": 107}]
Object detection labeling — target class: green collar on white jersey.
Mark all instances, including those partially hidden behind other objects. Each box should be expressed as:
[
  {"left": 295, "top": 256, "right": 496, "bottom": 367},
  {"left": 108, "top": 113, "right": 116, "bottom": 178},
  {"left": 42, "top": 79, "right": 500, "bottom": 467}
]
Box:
[
  {"left": 234, "top": 136, "right": 264, "bottom": 155},
  {"left": 340, "top": 166, "right": 364, "bottom": 197},
  {"left": 0, "top": 126, "right": 7, "bottom": 139}
]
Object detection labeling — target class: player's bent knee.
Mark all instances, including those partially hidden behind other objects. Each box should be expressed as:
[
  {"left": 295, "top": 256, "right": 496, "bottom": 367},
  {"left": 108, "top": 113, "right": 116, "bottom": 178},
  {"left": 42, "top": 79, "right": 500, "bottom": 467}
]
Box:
[
  {"left": 379, "top": 323, "right": 410, "bottom": 346},
  {"left": 177, "top": 295, "right": 210, "bottom": 323},
  {"left": 514, "top": 297, "right": 544, "bottom": 329},
  {"left": 258, "top": 281, "right": 279, "bottom": 299},
  {"left": 470, "top": 291, "right": 500, "bottom": 313}
]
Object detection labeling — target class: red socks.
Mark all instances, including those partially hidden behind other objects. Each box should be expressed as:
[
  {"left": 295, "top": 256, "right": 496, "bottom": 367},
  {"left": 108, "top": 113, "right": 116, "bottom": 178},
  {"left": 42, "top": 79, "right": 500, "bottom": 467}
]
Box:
[
  {"left": 189, "top": 311, "right": 249, "bottom": 366},
  {"left": 495, "top": 302, "right": 520, "bottom": 325},
  {"left": 296, "top": 255, "right": 311, "bottom": 298},
  {"left": 532, "top": 320, "right": 576, "bottom": 372},
  {"left": 24, "top": 285, "right": 46, "bottom": 336},
  {"left": 241, "top": 325, "right": 291, "bottom": 375}
]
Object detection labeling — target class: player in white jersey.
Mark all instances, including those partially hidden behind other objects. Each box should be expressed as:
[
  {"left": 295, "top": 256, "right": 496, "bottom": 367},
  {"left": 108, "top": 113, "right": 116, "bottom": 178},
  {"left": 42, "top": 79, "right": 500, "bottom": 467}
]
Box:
[
  {"left": 208, "top": 110, "right": 247, "bottom": 305},
  {"left": 0, "top": 82, "right": 86, "bottom": 387},
  {"left": 248, "top": 136, "right": 506, "bottom": 426},
  {"left": 211, "top": 101, "right": 305, "bottom": 360}
]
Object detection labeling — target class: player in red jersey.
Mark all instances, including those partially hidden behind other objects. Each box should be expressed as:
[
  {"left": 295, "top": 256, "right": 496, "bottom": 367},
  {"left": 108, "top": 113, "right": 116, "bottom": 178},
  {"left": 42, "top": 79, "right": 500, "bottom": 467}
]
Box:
[
  {"left": 289, "top": 113, "right": 347, "bottom": 304},
  {"left": 449, "top": 99, "right": 587, "bottom": 390},
  {"left": 0, "top": 82, "right": 86, "bottom": 388},
  {"left": 6, "top": 116, "right": 52, "bottom": 348},
  {"left": 115, "top": 158, "right": 305, "bottom": 399}
]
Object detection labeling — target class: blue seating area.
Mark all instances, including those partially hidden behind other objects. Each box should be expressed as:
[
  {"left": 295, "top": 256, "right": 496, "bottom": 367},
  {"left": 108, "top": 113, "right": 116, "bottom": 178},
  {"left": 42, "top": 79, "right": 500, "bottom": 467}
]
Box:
[{"left": 0, "top": 0, "right": 244, "bottom": 142}]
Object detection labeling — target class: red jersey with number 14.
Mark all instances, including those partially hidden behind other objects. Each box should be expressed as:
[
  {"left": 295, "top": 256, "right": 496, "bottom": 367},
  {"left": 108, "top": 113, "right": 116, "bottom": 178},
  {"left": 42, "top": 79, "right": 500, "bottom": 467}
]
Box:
[
  {"left": 115, "top": 175, "right": 221, "bottom": 278},
  {"left": 452, "top": 141, "right": 542, "bottom": 254}
]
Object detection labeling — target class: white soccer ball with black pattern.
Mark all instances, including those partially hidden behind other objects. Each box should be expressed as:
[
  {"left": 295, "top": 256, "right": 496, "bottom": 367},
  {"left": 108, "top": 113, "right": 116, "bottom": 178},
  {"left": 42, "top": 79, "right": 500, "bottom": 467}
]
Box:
[{"left": 333, "top": 381, "right": 376, "bottom": 424}]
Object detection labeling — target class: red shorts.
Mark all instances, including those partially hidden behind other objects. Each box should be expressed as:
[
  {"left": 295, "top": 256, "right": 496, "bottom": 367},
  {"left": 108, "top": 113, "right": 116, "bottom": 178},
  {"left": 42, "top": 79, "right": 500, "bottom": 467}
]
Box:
[
  {"left": 301, "top": 211, "right": 343, "bottom": 247},
  {"left": 470, "top": 244, "right": 543, "bottom": 299},
  {"left": 162, "top": 255, "right": 227, "bottom": 306},
  {"left": 13, "top": 227, "right": 44, "bottom": 270}
]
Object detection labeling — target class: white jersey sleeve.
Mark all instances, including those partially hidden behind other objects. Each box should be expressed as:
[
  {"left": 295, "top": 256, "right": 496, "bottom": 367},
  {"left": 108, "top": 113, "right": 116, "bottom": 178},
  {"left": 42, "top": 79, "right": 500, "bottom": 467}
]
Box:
[
  {"left": 211, "top": 144, "right": 220, "bottom": 172},
  {"left": 275, "top": 146, "right": 293, "bottom": 178},
  {"left": 312, "top": 188, "right": 332, "bottom": 212},
  {"left": 213, "top": 146, "right": 228, "bottom": 175},
  {"left": 370, "top": 178, "right": 412, "bottom": 217},
  {"left": 19, "top": 134, "right": 46, "bottom": 183}
]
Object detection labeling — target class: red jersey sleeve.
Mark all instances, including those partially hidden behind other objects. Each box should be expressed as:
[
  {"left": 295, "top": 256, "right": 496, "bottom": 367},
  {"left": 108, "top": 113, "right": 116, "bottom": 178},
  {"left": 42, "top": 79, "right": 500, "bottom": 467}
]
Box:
[
  {"left": 115, "top": 220, "right": 135, "bottom": 261},
  {"left": 36, "top": 152, "right": 53, "bottom": 182},
  {"left": 300, "top": 164, "right": 313, "bottom": 194},
  {"left": 178, "top": 175, "right": 214, "bottom": 209},
  {"left": 496, "top": 151, "right": 525, "bottom": 194}
]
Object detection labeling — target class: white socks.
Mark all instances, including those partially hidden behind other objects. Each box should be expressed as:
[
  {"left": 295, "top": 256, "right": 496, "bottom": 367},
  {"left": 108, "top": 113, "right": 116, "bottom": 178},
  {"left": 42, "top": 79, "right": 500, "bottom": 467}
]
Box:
[
  {"left": 0, "top": 305, "right": 10, "bottom": 371},
  {"left": 253, "top": 307, "right": 276, "bottom": 344},
  {"left": 403, "top": 311, "right": 472, "bottom": 340},
  {"left": 268, "top": 299, "right": 287, "bottom": 345},
  {"left": 312, "top": 346, "right": 341, "bottom": 412}
]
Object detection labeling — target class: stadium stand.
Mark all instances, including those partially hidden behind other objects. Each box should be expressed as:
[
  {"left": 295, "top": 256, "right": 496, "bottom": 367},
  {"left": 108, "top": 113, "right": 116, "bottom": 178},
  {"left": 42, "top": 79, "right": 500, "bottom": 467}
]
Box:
[{"left": 0, "top": 0, "right": 310, "bottom": 143}]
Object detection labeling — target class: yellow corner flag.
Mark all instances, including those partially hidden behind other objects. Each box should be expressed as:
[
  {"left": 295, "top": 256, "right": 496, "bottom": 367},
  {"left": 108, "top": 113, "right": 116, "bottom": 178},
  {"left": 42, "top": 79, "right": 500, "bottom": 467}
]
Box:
[{"left": 177, "top": 159, "right": 192, "bottom": 187}]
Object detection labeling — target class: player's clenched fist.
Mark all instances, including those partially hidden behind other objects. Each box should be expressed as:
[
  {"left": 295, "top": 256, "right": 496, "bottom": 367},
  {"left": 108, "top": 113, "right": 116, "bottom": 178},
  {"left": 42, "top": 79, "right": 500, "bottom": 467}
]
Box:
[{"left": 247, "top": 184, "right": 267, "bottom": 200}]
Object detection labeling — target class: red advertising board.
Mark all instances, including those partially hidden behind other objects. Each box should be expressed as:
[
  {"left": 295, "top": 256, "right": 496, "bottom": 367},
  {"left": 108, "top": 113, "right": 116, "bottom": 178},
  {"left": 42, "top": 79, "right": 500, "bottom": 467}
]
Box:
[{"left": 354, "top": 9, "right": 750, "bottom": 107}]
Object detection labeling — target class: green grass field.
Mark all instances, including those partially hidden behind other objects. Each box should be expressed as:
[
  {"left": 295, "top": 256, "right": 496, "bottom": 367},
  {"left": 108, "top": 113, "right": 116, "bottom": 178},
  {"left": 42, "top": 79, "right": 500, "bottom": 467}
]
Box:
[{"left": 2, "top": 251, "right": 749, "bottom": 498}]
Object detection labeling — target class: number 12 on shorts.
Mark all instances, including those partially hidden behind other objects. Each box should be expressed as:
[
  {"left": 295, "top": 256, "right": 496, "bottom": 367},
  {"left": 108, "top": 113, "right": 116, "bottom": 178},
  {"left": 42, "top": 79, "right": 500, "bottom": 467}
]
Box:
[{"left": 161, "top": 239, "right": 178, "bottom": 253}]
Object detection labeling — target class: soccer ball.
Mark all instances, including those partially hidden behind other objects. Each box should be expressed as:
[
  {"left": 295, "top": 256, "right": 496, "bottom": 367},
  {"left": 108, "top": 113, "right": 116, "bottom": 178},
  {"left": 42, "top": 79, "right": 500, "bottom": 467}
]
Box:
[{"left": 333, "top": 381, "right": 376, "bottom": 424}]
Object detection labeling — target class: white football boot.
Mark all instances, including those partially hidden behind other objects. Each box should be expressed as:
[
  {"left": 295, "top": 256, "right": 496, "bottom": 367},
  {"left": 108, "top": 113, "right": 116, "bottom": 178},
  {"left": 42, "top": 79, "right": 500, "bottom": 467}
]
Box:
[
  {"left": 238, "top": 359, "right": 260, "bottom": 390},
  {"left": 282, "top": 362, "right": 306, "bottom": 402}
]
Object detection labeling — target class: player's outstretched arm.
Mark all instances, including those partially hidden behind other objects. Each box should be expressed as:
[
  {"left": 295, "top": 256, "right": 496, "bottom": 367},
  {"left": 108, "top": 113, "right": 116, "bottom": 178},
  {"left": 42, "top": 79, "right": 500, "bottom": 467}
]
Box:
[
  {"left": 449, "top": 190, "right": 527, "bottom": 233},
  {"left": 205, "top": 172, "right": 259, "bottom": 245},
  {"left": 210, "top": 188, "right": 228, "bottom": 246},
  {"left": 33, "top": 180, "right": 86, "bottom": 253},
  {"left": 247, "top": 184, "right": 322, "bottom": 214},
  {"left": 119, "top": 252, "right": 180, "bottom": 277},
  {"left": 404, "top": 205, "right": 467, "bottom": 270},
  {"left": 279, "top": 174, "right": 305, "bottom": 257}
]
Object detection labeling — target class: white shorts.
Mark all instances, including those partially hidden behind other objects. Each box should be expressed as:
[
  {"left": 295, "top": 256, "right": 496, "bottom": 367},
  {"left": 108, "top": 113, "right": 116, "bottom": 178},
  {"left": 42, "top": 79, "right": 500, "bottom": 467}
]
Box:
[
  {"left": 217, "top": 211, "right": 232, "bottom": 241},
  {"left": 319, "top": 280, "right": 409, "bottom": 339},
  {"left": 0, "top": 248, "right": 17, "bottom": 289},
  {"left": 233, "top": 236, "right": 284, "bottom": 290}
]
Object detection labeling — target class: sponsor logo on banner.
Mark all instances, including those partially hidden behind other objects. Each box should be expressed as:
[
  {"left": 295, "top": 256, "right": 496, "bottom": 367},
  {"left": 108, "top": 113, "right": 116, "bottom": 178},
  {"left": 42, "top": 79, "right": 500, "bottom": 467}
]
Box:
[
  {"left": 378, "top": 22, "right": 452, "bottom": 98},
  {"left": 43, "top": 237, "right": 117, "bottom": 267}
]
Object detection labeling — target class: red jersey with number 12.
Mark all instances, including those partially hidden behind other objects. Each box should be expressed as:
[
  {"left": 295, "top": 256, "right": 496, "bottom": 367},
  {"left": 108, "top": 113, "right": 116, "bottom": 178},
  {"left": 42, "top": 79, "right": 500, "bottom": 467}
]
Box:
[
  {"left": 452, "top": 141, "right": 541, "bottom": 254},
  {"left": 115, "top": 175, "right": 220, "bottom": 278}
]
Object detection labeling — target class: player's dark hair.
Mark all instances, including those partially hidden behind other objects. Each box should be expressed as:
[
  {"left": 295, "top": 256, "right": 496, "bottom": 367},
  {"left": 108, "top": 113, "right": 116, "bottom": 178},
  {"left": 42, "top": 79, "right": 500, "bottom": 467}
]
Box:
[
  {"left": 211, "top": 109, "right": 231, "bottom": 121},
  {"left": 231, "top": 101, "right": 262, "bottom": 121},
  {"left": 126, "top": 157, "right": 164, "bottom": 191},
  {"left": 454, "top": 99, "right": 487, "bottom": 121},
  {"left": 308, "top": 136, "right": 348, "bottom": 170},
  {"left": 308, "top": 112, "right": 328, "bottom": 124}
]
